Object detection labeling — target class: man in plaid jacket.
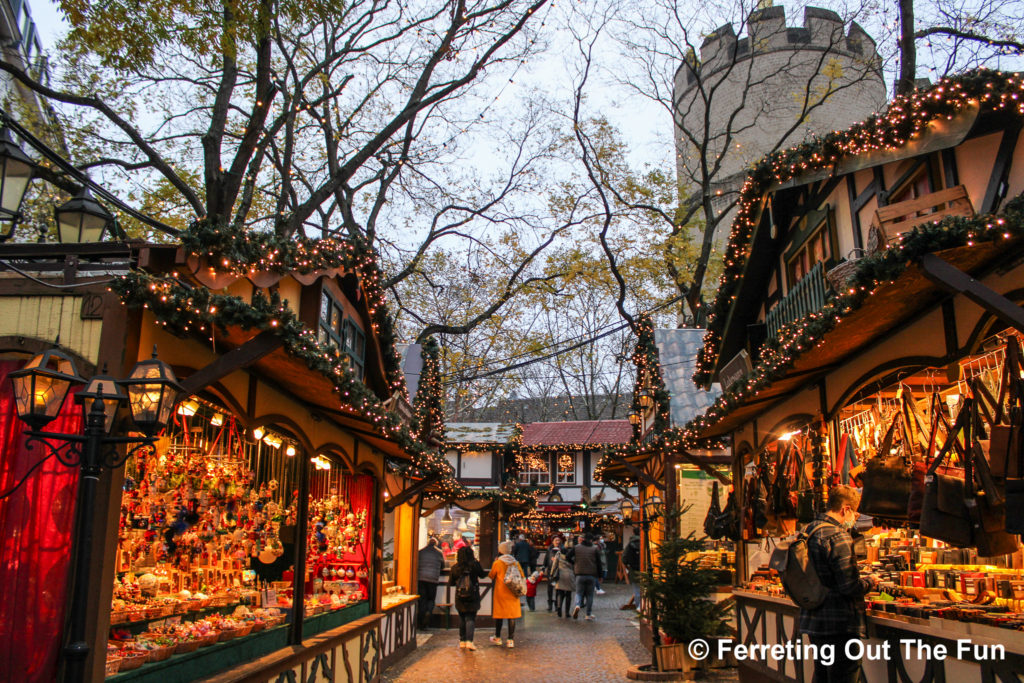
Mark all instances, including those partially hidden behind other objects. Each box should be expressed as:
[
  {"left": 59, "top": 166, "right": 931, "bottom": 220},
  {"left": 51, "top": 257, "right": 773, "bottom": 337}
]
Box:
[{"left": 799, "top": 485, "right": 878, "bottom": 683}]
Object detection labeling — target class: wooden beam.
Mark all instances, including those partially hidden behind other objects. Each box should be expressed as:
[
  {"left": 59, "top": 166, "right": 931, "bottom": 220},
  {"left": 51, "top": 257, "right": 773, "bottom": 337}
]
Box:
[
  {"left": 981, "top": 124, "right": 1021, "bottom": 214},
  {"left": 385, "top": 473, "right": 442, "bottom": 512},
  {"left": 676, "top": 450, "right": 732, "bottom": 486},
  {"left": 608, "top": 451, "right": 664, "bottom": 491},
  {"left": 180, "top": 329, "right": 284, "bottom": 395},
  {"left": 919, "top": 253, "right": 1024, "bottom": 334}
]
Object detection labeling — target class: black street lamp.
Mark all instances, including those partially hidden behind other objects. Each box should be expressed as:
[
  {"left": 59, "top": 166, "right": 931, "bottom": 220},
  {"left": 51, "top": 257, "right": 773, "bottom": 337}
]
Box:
[
  {"left": 55, "top": 186, "right": 114, "bottom": 244},
  {"left": 0, "top": 126, "right": 37, "bottom": 242},
  {"left": 9, "top": 346, "right": 182, "bottom": 683},
  {"left": 622, "top": 493, "right": 663, "bottom": 662}
]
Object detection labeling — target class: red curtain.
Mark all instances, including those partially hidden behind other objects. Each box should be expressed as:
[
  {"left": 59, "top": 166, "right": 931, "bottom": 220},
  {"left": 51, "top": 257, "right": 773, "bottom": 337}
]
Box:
[{"left": 0, "top": 360, "right": 82, "bottom": 681}]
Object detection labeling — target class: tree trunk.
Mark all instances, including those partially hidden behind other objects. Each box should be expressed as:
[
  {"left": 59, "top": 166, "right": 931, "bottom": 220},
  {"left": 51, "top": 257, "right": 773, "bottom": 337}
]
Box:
[{"left": 896, "top": 0, "right": 917, "bottom": 96}]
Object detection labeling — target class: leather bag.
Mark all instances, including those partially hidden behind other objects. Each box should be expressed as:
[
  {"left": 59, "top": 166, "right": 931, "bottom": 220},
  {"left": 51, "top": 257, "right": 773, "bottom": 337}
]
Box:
[
  {"left": 920, "top": 402, "right": 972, "bottom": 546},
  {"left": 859, "top": 411, "right": 913, "bottom": 520},
  {"left": 714, "top": 488, "right": 741, "bottom": 541},
  {"left": 704, "top": 481, "right": 722, "bottom": 538}
]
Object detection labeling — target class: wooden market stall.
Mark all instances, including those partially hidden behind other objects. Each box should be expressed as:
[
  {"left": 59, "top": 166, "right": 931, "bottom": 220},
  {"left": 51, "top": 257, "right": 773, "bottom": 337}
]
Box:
[
  {"left": 0, "top": 226, "right": 430, "bottom": 682},
  {"left": 689, "top": 70, "right": 1024, "bottom": 681}
]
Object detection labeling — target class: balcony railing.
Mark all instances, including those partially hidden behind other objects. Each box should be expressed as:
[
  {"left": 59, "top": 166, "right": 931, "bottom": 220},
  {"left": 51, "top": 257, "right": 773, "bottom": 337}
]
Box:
[{"left": 766, "top": 261, "right": 827, "bottom": 339}]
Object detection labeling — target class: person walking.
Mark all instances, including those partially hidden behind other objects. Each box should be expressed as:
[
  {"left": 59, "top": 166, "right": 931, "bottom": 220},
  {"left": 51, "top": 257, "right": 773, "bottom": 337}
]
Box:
[
  {"left": 489, "top": 540, "right": 525, "bottom": 648},
  {"left": 512, "top": 533, "right": 535, "bottom": 574},
  {"left": 544, "top": 535, "right": 563, "bottom": 611},
  {"left": 621, "top": 530, "right": 642, "bottom": 611},
  {"left": 525, "top": 570, "right": 540, "bottom": 611},
  {"left": 554, "top": 547, "right": 575, "bottom": 617},
  {"left": 800, "top": 485, "right": 879, "bottom": 683},
  {"left": 571, "top": 533, "right": 601, "bottom": 620},
  {"left": 417, "top": 537, "right": 445, "bottom": 630},
  {"left": 595, "top": 536, "right": 608, "bottom": 595},
  {"left": 449, "top": 545, "right": 488, "bottom": 650}
]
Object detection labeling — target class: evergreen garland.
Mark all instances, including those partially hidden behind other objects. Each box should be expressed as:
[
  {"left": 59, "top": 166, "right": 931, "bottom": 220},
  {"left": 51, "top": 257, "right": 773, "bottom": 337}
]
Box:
[
  {"left": 684, "top": 193, "right": 1024, "bottom": 438},
  {"left": 694, "top": 69, "right": 1024, "bottom": 387}
]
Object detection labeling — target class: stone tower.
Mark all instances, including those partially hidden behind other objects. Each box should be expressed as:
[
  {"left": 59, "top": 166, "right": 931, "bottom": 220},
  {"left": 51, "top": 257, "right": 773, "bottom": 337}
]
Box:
[{"left": 673, "top": 5, "right": 886, "bottom": 241}]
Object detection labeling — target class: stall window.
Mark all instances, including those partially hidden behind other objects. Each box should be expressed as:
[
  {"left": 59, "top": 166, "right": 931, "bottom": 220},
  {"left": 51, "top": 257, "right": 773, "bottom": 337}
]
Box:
[
  {"left": 786, "top": 208, "right": 834, "bottom": 289},
  {"left": 556, "top": 453, "right": 576, "bottom": 484},
  {"left": 518, "top": 456, "right": 550, "bottom": 486},
  {"left": 319, "top": 291, "right": 366, "bottom": 379}
]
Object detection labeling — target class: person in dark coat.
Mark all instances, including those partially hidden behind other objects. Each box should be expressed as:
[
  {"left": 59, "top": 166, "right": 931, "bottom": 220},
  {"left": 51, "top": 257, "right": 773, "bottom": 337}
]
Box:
[
  {"left": 512, "top": 533, "right": 535, "bottom": 574},
  {"left": 417, "top": 537, "right": 445, "bottom": 629},
  {"left": 449, "top": 545, "right": 488, "bottom": 650},
  {"left": 544, "top": 535, "right": 564, "bottom": 610}
]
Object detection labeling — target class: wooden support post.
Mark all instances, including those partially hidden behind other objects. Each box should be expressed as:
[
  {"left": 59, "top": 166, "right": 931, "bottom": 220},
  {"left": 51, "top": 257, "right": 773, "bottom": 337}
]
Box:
[
  {"left": 180, "top": 329, "right": 284, "bottom": 395},
  {"left": 919, "top": 253, "right": 1024, "bottom": 334}
]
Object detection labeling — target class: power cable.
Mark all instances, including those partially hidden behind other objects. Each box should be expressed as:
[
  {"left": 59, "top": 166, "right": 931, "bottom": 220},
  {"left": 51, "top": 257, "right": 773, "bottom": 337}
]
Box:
[
  {"left": 0, "top": 110, "right": 180, "bottom": 237},
  {"left": 440, "top": 295, "right": 687, "bottom": 385}
]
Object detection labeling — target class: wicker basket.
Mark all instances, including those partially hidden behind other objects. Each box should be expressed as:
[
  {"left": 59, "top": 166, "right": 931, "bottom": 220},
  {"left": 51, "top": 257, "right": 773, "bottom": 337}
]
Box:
[
  {"left": 218, "top": 628, "right": 240, "bottom": 642},
  {"left": 110, "top": 611, "right": 129, "bottom": 625},
  {"left": 250, "top": 621, "right": 266, "bottom": 633},
  {"left": 174, "top": 639, "right": 201, "bottom": 654},
  {"left": 233, "top": 624, "right": 253, "bottom": 638},
  {"left": 826, "top": 258, "right": 862, "bottom": 292},
  {"left": 105, "top": 657, "right": 122, "bottom": 677},
  {"left": 117, "top": 652, "right": 149, "bottom": 671},
  {"left": 198, "top": 632, "right": 220, "bottom": 647},
  {"left": 146, "top": 645, "right": 175, "bottom": 662}
]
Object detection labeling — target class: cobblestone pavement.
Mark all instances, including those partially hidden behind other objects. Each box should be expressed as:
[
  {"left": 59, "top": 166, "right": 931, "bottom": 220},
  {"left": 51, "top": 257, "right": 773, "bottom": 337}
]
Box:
[{"left": 382, "top": 583, "right": 739, "bottom": 683}]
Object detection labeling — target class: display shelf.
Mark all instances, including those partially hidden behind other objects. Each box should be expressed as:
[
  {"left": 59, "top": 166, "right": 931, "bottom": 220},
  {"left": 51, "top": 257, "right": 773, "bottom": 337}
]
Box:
[{"left": 111, "top": 603, "right": 244, "bottom": 634}]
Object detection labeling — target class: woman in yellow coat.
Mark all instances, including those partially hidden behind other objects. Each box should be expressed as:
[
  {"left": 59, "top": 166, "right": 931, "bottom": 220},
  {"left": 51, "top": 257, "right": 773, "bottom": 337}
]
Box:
[{"left": 488, "top": 540, "right": 523, "bottom": 648}]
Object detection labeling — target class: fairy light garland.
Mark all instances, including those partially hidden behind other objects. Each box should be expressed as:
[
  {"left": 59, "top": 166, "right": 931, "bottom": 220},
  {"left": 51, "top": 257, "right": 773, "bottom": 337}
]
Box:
[
  {"left": 694, "top": 69, "right": 1024, "bottom": 388},
  {"left": 683, "top": 196, "right": 1024, "bottom": 439}
]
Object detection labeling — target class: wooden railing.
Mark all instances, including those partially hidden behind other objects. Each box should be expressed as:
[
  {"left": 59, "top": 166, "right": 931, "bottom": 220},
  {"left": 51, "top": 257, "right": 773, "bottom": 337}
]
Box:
[
  {"left": 766, "top": 261, "right": 827, "bottom": 339},
  {"left": 873, "top": 184, "right": 975, "bottom": 242}
]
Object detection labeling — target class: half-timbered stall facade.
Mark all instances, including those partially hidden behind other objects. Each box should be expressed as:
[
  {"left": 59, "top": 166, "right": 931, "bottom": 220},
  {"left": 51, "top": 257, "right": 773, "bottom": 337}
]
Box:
[
  {"left": 691, "top": 69, "right": 1024, "bottom": 682},
  {"left": 0, "top": 224, "right": 433, "bottom": 682}
]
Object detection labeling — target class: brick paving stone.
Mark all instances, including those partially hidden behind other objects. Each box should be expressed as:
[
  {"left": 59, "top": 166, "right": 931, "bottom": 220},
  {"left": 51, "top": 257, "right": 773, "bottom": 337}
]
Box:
[{"left": 382, "top": 583, "right": 739, "bottom": 683}]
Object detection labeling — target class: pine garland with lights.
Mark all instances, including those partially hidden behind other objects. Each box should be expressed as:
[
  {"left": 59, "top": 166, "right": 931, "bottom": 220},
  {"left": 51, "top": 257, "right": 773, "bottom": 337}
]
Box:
[
  {"left": 694, "top": 69, "right": 1024, "bottom": 387},
  {"left": 181, "top": 219, "right": 407, "bottom": 397},
  {"left": 412, "top": 336, "right": 445, "bottom": 446},
  {"left": 632, "top": 313, "right": 672, "bottom": 439},
  {"left": 683, "top": 192, "right": 1024, "bottom": 437}
]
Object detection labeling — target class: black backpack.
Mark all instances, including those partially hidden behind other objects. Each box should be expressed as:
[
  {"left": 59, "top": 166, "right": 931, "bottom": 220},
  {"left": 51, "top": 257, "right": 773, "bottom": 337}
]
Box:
[
  {"left": 456, "top": 569, "right": 474, "bottom": 600},
  {"left": 769, "top": 522, "right": 830, "bottom": 610}
]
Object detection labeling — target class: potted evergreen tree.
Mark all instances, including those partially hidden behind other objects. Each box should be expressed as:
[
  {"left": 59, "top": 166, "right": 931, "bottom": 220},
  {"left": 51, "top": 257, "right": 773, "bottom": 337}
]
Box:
[{"left": 638, "top": 508, "right": 732, "bottom": 676}]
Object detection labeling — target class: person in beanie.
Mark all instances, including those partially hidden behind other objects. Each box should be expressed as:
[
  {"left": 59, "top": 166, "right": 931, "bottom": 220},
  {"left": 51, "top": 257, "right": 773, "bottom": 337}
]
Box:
[
  {"left": 449, "top": 545, "right": 488, "bottom": 650},
  {"left": 489, "top": 540, "right": 524, "bottom": 647},
  {"left": 417, "top": 537, "right": 445, "bottom": 629},
  {"left": 544, "top": 535, "right": 563, "bottom": 610},
  {"left": 800, "top": 485, "right": 879, "bottom": 683}
]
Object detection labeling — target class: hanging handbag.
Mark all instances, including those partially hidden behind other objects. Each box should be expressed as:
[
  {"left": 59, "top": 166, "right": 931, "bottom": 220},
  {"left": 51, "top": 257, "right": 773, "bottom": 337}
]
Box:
[
  {"left": 920, "top": 400, "right": 972, "bottom": 547},
  {"left": 714, "top": 488, "right": 741, "bottom": 541},
  {"left": 979, "top": 338, "right": 1024, "bottom": 480},
  {"left": 704, "top": 481, "right": 723, "bottom": 538},
  {"left": 965, "top": 383, "right": 1019, "bottom": 557},
  {"left": 909, "top": 392, "right": 952, "bottom": 524},
  {"left": 766, "top": 443, "right": 799, "bottom": 535},
  {"left": 859, "top": 411, "right": 913, "bottom": 520},
  {"left": 794, "top": 445, "right": 815, "bottom": 523}
]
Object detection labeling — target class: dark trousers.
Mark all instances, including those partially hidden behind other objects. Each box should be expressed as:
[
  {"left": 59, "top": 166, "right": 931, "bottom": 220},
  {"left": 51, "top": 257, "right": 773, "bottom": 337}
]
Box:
[
  {"left": 417, "top": 581, "right": 438, "bottom": 628},
  {"left": 547, "top": 580, "right": 556, "bottom": 608},
  {"left": 808, "top": 635, "right": 862, "bottom": 683},
  {"left": 576, "top": 575, "right": 597, "bottom": 616},
  {"left": 457, "top": 610, "right": 477, "bottom": 641},
  {"left": 526, "top": 596, "right": 535, "bottom": 611},
  {"left": 494, "top": 618, "right": 516, "bottom": 640},
  {"left": 555, "top": 589, "right": 572, "bottom": 616}
]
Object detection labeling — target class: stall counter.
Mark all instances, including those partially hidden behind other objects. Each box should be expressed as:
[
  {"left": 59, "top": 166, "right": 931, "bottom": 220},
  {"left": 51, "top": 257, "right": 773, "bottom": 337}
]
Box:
[{"left": 733, "top": 589, "right": 1024, "bottom": 682}]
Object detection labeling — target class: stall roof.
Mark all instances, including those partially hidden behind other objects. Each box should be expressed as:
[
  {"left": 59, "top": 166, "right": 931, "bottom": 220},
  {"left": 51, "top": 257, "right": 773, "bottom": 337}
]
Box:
[
  {"left": 521, "top": 420, "right": 631, "bottom": 447},
  {"left": 445, "top": 422, "right": 518, "bottom": 445},
  {"left": 655, "top": 328, "right": 721, "bottom": 427}
]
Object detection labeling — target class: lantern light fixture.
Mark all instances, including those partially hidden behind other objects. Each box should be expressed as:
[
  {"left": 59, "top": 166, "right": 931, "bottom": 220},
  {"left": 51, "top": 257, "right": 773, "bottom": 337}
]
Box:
[
  {"left": 119, "top": 346, "right": 182, "bottom": 436},
  {"left": 9, "top": 349, "right": 84, "bottom": 430},
  {"left": 0, "top": 126, "right": 36, "bottom": 241},
  {"left": 55, "top": 186, "right": 114, "bottom": 244},
  {"left": 77, "top": 369, "right": 126, "bottom": 434}
]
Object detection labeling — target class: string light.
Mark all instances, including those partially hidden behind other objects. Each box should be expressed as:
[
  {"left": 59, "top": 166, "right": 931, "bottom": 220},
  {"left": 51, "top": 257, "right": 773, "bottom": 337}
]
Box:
[{"left": 679, "top": 69, "right": 1024, "bottom": 442}]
